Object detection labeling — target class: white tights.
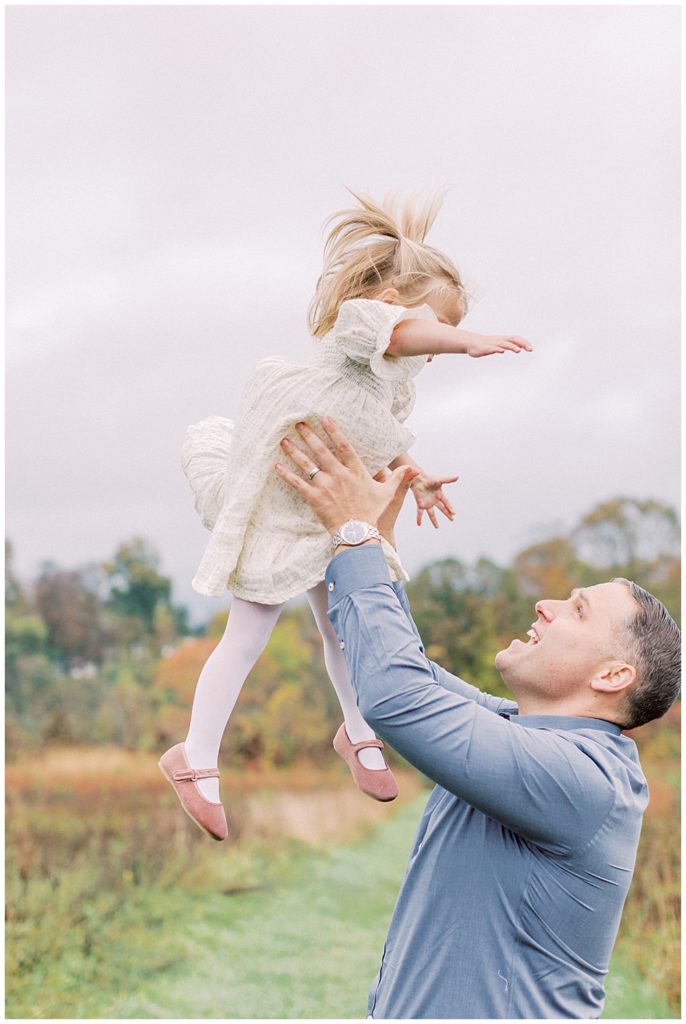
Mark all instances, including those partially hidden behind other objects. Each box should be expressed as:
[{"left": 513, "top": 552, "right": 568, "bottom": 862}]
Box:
[{"left": 183, "top": 581, "right": 386, "bottom": 801}]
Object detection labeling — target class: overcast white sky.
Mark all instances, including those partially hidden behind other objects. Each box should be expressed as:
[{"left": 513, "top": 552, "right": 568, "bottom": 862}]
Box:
[{"left": 6, "top": 5, "right": 680, "bottom": 622}]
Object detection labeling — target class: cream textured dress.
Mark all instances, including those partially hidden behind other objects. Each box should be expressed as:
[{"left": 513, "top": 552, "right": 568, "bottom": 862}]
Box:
[{"left": 183, "top": 298, "right": 438, "bottom": 604}]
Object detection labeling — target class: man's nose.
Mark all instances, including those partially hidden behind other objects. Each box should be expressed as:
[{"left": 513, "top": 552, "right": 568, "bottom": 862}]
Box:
[{"left": 535, "top": 599, "right": 555, "bottom": 621}]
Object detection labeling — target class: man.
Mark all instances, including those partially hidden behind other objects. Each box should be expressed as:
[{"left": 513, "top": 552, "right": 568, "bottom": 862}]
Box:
[{"left": 275, "top": 417, "right": 681, "bottom": 1020}]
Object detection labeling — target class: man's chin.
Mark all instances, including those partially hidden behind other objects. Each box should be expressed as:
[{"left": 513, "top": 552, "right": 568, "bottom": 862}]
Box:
[
  {"left": 496, "top": 638, "right": 524, "bottom": 663},
  {"left": 494, "top": 647, "right": 509, "bottom": 674}
]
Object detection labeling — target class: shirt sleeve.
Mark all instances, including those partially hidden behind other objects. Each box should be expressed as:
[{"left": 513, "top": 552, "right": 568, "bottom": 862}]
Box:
[
  {"left": 329, "top": 298, "right": 436, "bottom": 383},
  {"left": 328, "top": 547, "right": 615, "bottom": 854},
  {"left": 391, "top": 581, "right": 520, "bottom": 715}
]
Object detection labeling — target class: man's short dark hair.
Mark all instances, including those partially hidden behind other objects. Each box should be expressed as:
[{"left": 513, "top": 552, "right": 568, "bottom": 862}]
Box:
[{"left": 613, "top": 578, "right": 681, "bottom": 730}]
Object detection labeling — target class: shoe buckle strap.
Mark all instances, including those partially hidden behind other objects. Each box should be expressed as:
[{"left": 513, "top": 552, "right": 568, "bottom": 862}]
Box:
[
  {"left": 172, "top": 767, "right": 220, "bottom": 782},
  {"left": 349, "top": 738, "right": 384, "bottom": 753}
]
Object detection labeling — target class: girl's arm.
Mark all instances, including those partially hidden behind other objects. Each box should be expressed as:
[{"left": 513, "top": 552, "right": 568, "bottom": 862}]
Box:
[
  {"left": 388, "top": 452, "right": 421, "bottom": 473},
  {"left": 386, "top": 319, "right": 532, "bottom": 359}
]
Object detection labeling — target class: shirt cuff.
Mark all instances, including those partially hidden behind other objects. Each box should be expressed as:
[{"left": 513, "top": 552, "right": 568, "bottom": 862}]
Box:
[{"left": 325, "top": 544, "right": 394, "bottom": 606}]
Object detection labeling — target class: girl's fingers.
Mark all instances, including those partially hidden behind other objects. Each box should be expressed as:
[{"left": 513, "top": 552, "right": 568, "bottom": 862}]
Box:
[
  {"left": 317, "top": 416, "right": 365, "bottom": 471},
  {"left": 428, "top": 509, "right": 439, "bottom": 528},
  {"left": 500, "top": 336, "right": 533, "bottom": 352},
  {"left": 417, "top": 508, "right": 423, "bottom": 526},
  {"left": 513, "top": 336, "right": 533, "bottom": 351}
]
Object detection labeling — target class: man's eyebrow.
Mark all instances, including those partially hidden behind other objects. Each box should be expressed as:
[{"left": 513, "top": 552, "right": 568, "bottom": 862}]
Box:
[{"left": 571, "top": 588, "right": 592, "bottom": 611}]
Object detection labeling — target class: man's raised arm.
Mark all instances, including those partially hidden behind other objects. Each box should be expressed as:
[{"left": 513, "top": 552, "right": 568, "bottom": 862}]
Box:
[
  {"left": 274, "top": 417, "right": 614, "bottom": 853},
  {"left": 324, "top": 542, "right": 613, "bottom": 855},
  {"left": 389, "top": 574, "right": 519, "bottom": 712}
]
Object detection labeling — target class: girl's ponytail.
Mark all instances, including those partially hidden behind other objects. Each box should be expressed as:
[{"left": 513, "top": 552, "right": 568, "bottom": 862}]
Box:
[{"left": 308, "top": 188, "right": 466, "bottom": 338}]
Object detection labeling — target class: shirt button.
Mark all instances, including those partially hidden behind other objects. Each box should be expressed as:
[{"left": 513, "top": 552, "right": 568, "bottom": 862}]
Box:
[
  {"left": 328, "top": 582, "right": 334, "bottom": 592},
  {"left": 339, "top": 640, "right": 345, "bottom": 650}
]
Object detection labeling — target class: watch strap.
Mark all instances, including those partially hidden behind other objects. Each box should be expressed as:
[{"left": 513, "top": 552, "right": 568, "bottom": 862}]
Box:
[{"left": 331, "top": 520, "right": 381, "bottom": 547}]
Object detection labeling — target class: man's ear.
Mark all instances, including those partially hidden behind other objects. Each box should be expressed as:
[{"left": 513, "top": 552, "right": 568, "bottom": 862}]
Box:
[
  {"left": 374, "top": 286, "right": 400, "bottom": 304},
  {"left": 590, "top": 661, "right": 636, "bottom": 695}
]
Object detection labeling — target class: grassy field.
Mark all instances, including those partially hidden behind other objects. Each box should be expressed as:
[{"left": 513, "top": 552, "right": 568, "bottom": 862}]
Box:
[{"left": 5, "top": 734, "right": 679, "bottom": 1019}]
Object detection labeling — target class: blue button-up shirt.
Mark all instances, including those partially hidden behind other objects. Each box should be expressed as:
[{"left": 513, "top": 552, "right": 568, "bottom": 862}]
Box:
[{"left": 326, "top": 545, "right": 648, "bottom": 1020}]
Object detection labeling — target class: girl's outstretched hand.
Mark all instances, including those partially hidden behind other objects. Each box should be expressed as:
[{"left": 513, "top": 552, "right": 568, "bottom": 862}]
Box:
[
  {"left": 411, "top": 471, "right": 459, "bottom": 528},
  {"left": 465, "top": 333, "right": 532, "bottom": 358}
]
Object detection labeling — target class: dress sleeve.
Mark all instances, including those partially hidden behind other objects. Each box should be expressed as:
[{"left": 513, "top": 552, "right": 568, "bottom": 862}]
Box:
[{"left": 329, "top": 298, "right": 437, "bottom": 383}]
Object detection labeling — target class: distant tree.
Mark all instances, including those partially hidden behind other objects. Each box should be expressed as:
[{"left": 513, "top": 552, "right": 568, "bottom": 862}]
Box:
[
  {"left": 152, "top": 603, "right": 177, "bottom": 652},
  {"left": 103, "top": 538, "right": 172, "bottom": 629},
  {"left": 151, "top": 611, "right": 336, "bottom": 765},
  {"left": 5, "top": 539, "right": 24, "bottom": 608},
  {"left": 34, "top": 566, "right": 108, "bottom": 669},
  {"left": 571, "top": 498, "right": 679, "bottom": 578},
  {"left": 406, "top": 558, "right": 526, "bottom": 696},
  {"left": 208, "top": 609, "right": 229, "bottom": 639},
  {"left": 512, "top": 537, "right": 584, "bottom": 598},
  {"left": 568, "top": 498, "right": 680, "bottom": 622},
  {"left": 5, "top": 612, "right": 49, "bottom": 688},
  {"left": 153, "top": 635, "right": 216, "bottom": 708}
]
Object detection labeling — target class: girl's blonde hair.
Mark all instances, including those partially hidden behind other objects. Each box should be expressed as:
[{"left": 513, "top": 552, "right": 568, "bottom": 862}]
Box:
[{"left": 307, "top": 188, "right": 467, "bottom": 338}]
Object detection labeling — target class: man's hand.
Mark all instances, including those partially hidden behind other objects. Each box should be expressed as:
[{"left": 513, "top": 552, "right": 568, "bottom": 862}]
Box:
[
  {"left": 275, "top": 417, "right": 417, "bottom": 536},
  {"left": 372, "top": 467, "right": 420, "bottom": 546}
]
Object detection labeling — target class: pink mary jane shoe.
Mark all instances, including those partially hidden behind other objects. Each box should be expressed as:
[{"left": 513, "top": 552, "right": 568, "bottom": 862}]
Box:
[
  {"left": 333, "top": 724, "right": 399, "bottom": 802},
  {"left": 158, "top": 742, "right": 229, "bottom": 841}
]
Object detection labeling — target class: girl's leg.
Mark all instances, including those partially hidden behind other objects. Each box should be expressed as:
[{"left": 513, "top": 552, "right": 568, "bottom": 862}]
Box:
[
  {"left": 184, "top": 597, "right": 284, "bottom": 800},
  {"left": 306, "top": 581, "right": 387, "bottom": 772}
]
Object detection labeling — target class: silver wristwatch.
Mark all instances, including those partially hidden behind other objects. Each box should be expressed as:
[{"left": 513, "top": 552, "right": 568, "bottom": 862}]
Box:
[{"left": 331, "top": 519, "right": 381, "bottom": 548}]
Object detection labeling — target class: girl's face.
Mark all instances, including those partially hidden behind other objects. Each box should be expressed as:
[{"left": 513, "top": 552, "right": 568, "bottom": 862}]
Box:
[
  {"left": 423, "top": 287, "right": 464, "bottom": 361},
  {"left": 425, "top": 287, "right": 464, "bottom": 328},
  {"left": 373, "top": 281, "right": 464, "bottom": 336}
]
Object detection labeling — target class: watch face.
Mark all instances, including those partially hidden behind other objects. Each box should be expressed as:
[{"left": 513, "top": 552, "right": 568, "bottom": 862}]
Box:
[{"left": 341, "top": 519, "right": 368, "bottom": 544}]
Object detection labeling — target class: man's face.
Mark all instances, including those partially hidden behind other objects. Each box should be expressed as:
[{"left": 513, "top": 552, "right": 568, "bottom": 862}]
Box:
[{"left": 495, "top": 581, "right": 638, "bottom": 703}]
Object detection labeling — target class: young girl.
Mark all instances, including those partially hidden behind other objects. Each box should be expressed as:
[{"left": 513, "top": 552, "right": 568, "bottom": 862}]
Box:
[{"left": 159, "top": 190, "right": 531, "bottom": 840}]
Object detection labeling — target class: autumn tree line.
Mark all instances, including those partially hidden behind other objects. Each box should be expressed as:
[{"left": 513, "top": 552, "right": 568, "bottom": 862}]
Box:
[{"left": 5, "top": 498, "right": 680, "bottom": 765}]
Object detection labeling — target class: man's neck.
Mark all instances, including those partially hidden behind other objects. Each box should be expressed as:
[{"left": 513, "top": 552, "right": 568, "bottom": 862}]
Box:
[{"left": 515, "top": 695, "right": 620, "bottom": 724}]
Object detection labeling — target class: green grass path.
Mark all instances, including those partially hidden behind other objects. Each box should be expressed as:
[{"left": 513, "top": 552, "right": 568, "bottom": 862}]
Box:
[
  {"left": 92, "top": 798, "right": 673, "bottom": 1019},
  {"left": 113, "top": 801, "right": 418, "bottom": 1020}
]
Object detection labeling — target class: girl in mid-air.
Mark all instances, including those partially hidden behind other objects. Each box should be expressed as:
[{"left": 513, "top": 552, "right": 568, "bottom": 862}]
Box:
[{"left": 159, "top": 190, "right": 531, "bottom": 839}]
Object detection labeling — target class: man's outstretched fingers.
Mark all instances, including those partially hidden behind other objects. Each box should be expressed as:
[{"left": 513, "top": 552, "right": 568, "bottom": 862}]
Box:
[
  {"left": 293, "top": 421, "right": 340, "bottom": 473},
  {"left": 280, "top": 436, "right": 320, "bottom": 478},
  {"left": 319, "top": 416, "right": 366, "bottom": 470},
  {"left": 275, "top": 461, "right": 316, "bottom": 498},
  {"left": 389, "top": 464, "right": 418, "bottom": 503},
  {"left": 379, "top": 465, "right": 418, "bottom": 535}
]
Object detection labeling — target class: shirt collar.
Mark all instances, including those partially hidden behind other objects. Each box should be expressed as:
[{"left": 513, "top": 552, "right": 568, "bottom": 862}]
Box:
[{"left": 501, "top": 712, "right": 623, "bottom": 735}]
